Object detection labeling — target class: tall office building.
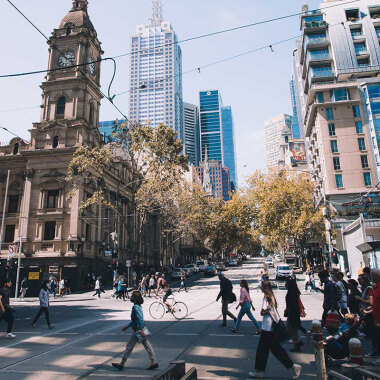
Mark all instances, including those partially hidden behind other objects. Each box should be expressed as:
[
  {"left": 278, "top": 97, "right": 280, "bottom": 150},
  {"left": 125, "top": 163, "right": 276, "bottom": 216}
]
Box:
[
  {"left": 265, "top": 114, "right": 293, "bottom": 169},
  {"left": 289, "top": 79, "right": 302, "bottom": 139},
  {"left": 199, "top": 90, "right": 238, "bottom": 189},
  {"left": 221, "top": 106, "right": 238, "bottom": 190},
  {"left": 128, "top": 1, "right": 183, "bottom": 141},
  {"left": 183, "top": 102, "right": 200, "bottom": 166}
]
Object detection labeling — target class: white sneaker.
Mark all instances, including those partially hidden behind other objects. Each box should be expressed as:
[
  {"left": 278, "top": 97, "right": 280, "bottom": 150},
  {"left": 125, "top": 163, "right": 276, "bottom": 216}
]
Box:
[
  {"left": 248, "top": 371, "right": 264, "bottom": 379},
  {"left": 6, "top": 333, "right": 16, "bottom": 339},
  {"left": 292, "top": 364, "right": 301, "bottom": 379}
]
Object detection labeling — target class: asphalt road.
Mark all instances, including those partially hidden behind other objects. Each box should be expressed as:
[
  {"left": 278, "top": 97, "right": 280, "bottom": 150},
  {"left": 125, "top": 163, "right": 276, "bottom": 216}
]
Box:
[{"left": 0, "top": 257, "right": 373, "bottom": 380}]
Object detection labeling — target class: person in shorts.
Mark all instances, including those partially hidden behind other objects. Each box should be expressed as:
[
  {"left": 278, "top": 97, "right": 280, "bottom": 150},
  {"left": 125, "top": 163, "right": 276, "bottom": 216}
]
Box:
[{"left": 157, "top": 274, "right": 174, "bottom": 312}]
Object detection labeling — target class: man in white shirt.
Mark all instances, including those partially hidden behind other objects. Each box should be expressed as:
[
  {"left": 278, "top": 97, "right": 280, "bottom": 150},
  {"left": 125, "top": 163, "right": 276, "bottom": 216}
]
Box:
[
  {"left": 59, "top": 278, "right": 65, "bottom": 297},
  {"left": 93, "top": 277, "right": 101, "bottom": 298}
]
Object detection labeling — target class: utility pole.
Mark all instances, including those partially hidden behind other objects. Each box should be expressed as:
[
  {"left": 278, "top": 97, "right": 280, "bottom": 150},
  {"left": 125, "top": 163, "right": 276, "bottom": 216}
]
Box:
[
  {"left": 323, "top": 197, "right": 333, "bottom": 268},
  {"left": 0, "top": 170, "right": 10, "bottom": 251},
  {"left": 15, "top": 175, "right": 28, "bottom": 298}
]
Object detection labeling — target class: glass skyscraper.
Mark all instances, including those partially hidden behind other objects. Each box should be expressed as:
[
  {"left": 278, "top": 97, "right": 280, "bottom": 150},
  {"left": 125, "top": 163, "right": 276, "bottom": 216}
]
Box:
[
  {"left": 199, "top": 90, "right": 237, "bottom": 189},
  {"left": 221, "top": 106, "right": 237, "bottom": 191},
  {"left": 128, "top": 2, "right": 183, "bottom": 141},
  {"left": 289, "top": 79, "right": 301, "bottom": 139},
  {"left": 99, "top": 119, "right": 128, "bottom": 143},
  {"left": 183, "top": 102, "right": 200, "bottom": 166}
]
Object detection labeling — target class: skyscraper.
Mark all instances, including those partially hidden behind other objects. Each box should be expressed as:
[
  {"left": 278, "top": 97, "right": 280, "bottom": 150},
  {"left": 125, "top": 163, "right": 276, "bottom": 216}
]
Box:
[
  {"left": 221, "top": 106, "right": 237, "bottom": 190},
  {"left": 289, "top": 79, "right": 302, "bottom": 139},
  {"left": 99, "top": 119, "right": 127, "bottom": 143},
  {"left": 199, "top": 90, "right": 237, "bottom": 189},
  {"left": 265, "top": 114, "right": 293, "bottom": 169},
  {"left": 183, "top": 102, "right": 200, "bottom": 166},
  {"left": 128, "top": 1, "right": 183, "bottom": 141}
]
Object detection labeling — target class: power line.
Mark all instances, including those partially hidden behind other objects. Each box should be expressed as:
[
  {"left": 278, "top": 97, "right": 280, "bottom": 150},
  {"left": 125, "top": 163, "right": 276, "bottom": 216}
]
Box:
[
  {"left": 6, "top": 0, "right": 128, "bottom": 120},
  {"left": 1, "top": 0, "right": 359, "bottom": 80}
]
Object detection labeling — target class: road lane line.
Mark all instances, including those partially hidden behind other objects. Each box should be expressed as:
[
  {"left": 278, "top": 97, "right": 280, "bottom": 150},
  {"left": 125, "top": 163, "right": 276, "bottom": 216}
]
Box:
[
  {"left": 209, "top": 333, "right": 245, "bottom": 337},
  {"left": 166, "top": 333, "right": 199, "bottom": 336}
]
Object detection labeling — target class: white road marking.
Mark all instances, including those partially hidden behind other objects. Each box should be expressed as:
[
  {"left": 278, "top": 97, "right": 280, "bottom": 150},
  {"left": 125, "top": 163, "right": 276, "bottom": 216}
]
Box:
[
  {"left": 209, "top": 333, "right": 245, "bottom": 337},
  {"left": 166, "top": 333, "right": 199, "bottom": 336}
]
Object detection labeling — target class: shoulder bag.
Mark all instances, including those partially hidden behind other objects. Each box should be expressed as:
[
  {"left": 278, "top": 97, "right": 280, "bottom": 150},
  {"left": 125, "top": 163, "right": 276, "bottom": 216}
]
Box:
[{"left": 135, "top": 326, "right": 151, "bottom": 343}]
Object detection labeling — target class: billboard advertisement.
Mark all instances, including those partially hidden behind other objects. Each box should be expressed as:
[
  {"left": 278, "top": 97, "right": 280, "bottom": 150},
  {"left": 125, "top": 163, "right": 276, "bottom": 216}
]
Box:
[{"left": 289, "top": 140, "right": 307, "bottom": 165}]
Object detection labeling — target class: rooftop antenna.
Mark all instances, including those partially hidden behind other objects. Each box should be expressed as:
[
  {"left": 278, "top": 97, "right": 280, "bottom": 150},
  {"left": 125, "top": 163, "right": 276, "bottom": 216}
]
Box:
[{"left": 150, "top": 0, "right": 163, "bottom": 25}]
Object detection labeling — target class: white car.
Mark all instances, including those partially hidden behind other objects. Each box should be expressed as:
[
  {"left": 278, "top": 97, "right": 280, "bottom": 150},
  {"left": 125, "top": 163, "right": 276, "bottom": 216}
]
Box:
[
  {"left": 264, "top": 257, "right": 274, "bottom": 268},
  {"left": 276, "top": 265, "right": 293, "bottom": 280},
  {"left": 196, "top": 260, "right": 206, "bottom": 272},
  {"left": 274, "top": 254, "right": 281, "bottom": 262}
]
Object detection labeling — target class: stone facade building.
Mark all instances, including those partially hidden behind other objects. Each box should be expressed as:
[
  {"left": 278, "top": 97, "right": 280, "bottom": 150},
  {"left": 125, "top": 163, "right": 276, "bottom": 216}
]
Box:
[{"left": 0, "top": 0, "right": 161, "bottom": 289}]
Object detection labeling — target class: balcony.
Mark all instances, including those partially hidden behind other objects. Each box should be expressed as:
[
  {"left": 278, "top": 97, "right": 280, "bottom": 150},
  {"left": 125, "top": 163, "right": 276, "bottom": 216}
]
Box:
[
  {"left": 355, "top": 45, "right": 369, "bottom": 56},
  {"left": 303, "top": 20, "right": 328, "bottom": 32},
  {"left": 305, "top": 51, "right": 331, "bottom": 67}
]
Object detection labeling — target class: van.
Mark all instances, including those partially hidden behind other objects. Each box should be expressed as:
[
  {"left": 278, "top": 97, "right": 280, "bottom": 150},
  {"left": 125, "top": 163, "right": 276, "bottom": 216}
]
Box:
[{"left": 196, "top": 260, "right": 206, "bottom": 272}]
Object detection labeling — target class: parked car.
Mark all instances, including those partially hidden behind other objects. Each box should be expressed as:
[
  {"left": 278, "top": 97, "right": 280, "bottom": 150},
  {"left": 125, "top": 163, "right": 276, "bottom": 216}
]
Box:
[
  {"left": 196, "top": 260, "right": 206, "bottom": 272},
  {"left": 204, "top": 265, "right": 217, "bottom": 276},
  {"left": 215, "top": 262, "right": 226, "bottom": 271},
  {"left": 274, "top": 254, "right": 281, "bottom": 262},
  {"left": 185, "top": 264, "right": 198, "bottom": 275},
  {"left": 276, "top": 265, "right": 293, "bottom": 280},
  {"left": 228, "top": 260, "right": 238, "bottom": 267},
  {"left": 264, "top": 257, "right": 274, "bottom": 268},
  {"left": 170, "top": 268, "right": 183, "bottom": 280}
]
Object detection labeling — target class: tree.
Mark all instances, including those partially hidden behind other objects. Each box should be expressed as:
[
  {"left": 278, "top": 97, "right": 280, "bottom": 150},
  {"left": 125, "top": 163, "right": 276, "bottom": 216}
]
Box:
[
  {"left": 66, "top": 121, "right": 189, "bottom": 266},
  {"left": 245, "top": 170, "right": 324, "bottom": 253}
]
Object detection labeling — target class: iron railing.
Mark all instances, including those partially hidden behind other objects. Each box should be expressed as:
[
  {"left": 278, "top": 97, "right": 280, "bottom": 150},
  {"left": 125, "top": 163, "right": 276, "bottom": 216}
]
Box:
[
  {"left": 328, "top": 369, "right": 380, "bottom": 380},
  {"left": 180, "top": 368, "right": 197, "bottom": 380}
]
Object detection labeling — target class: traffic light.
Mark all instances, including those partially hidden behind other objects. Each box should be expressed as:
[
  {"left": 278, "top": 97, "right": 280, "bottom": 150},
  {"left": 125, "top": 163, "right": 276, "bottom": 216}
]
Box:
[{"left": 332, "top": 249, "right": 339, "bottom": 265}]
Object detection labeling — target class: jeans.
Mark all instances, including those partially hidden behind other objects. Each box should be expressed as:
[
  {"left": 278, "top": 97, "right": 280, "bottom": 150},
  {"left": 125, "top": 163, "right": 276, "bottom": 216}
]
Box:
[
  {"left": 222, "top": 300, "right": 236, "bottom": 324},
  {"left": 120, "top": 333, "right": 156, "bottom": 365},
  {"left": 234, "top": 302, "right": 260, "bottom": 331},
  {"left": 93, "top": 289, "right": 101, "bottom": 298},
  {"left": 255, "top": 330, "right": 294, "bottom": 372},
  {"left": 0, "top": 308, "right": 14, "bottom": 333},
  {"left": 32, "top": 307, "right": 51, "bottom": 326}
]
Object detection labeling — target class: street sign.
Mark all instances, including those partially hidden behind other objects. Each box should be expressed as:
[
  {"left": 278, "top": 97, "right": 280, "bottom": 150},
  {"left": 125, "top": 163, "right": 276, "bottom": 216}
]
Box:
[
  {"left": 104, "top": 250, "right": 113, "bottom": 256},
  {"left": 126, "top": 260, "right": 131, "bottom": 267},
  {"left": 8, "top": 244, "right": 16, "bottom": 255}
]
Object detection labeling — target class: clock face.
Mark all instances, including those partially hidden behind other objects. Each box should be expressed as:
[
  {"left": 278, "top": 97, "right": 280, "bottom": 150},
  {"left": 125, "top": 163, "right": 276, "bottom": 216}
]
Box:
[
  {"left": 58, "top": 51, "right": 75, "bottom": 68},
  {"left": 88, "top": 56, "right": 95, "bottom": 75}
]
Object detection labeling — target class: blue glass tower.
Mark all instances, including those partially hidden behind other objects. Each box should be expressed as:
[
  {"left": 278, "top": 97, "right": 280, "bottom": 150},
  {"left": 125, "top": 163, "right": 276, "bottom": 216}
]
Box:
[
  {"left": 289, "top": 79, "right": 301, "bottom": 139},
  {"left": 199, "top": 90, "right": 237, "bottom": 191},
  {"left": 99, "top": 119, "right": 127, "bottom": 142},
  {"left": 221, "top": 106, "right": 237, "bottom": 190}
]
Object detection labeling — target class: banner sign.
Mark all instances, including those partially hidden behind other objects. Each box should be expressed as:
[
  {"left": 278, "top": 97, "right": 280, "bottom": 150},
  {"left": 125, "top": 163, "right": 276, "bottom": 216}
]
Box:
[{"left": 289, "top": 140, "right": 307, "bottom": 165}]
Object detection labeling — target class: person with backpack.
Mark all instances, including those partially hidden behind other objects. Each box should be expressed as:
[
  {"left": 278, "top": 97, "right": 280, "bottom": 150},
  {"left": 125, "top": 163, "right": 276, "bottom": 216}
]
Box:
[
  {"left": 31, "top": 281, "right": 54, "bottom": 329},
  {"left": 216, "top": 272, "right": 237, "bottom": 327},
  {"left": 317, "top": 270, "right": 338, "bottom": 328}
]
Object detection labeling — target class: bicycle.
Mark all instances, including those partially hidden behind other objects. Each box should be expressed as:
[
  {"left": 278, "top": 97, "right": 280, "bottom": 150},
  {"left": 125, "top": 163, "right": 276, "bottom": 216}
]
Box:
[{"left": 149, "top": 294, "right": 188, "bottom": 320}]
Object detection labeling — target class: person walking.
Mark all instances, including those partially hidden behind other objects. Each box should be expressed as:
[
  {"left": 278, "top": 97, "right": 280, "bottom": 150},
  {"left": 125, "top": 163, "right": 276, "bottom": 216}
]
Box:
[
  {"left": 93, "top": 277, "right": 102, "bottom": 298},
  {"left": 249, "top": 280, "right": 301, "bottom": 379},
  {"left": 49, "top": 278, "right": 57, "bottom": 298},
  {"left": 31, "top": 281, "right": 54, "bottom": 329},
  {"left": 178, "top": 271, "right": 188, "bottom": 293},
  {"left": 216, "top": 272, "right": 237, "bottom": 327},
  {"left": 116, "top": 277, "right": 127, "bottom": 301},
  {"left": 132, "top": 271, "right": 137, "bottom": 287},
  {"left": 20, "top": 277, "right": 28, "bottom": 300},
  {"left": 148, "top": 275, "right": 155, "bottom": 297},
  {"left": 332, "top": 272, "right": 348, "bottom": 317},
  {"left": 317, "top": 270, "right": 338, "bottom": 327},
  {"left": 0, "top": 279, "right": 16, "bottom": 338},
  {"left": 370, "top": 269, "right": 380, "bottom": 365},
  {"left": 59, "top": 278, "right": 65, "bottom": 297},
  {"left": 232, "top": 279, "right": 261, "bottom": 334},
  {"left": 139, "top": 276, "right": 146, "bottom": 297},
  {"left": 285, "top": 279, "right": 308, "bottom": 352},
  {"left": 111, "top": 290, "right": 158, "bottom": 371}
]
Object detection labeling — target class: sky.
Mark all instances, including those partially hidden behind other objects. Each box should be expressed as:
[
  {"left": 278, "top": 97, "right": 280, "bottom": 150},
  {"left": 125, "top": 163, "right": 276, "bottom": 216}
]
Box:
[{"left": 0, "top": 0, "right": 321, "bottom": 185}]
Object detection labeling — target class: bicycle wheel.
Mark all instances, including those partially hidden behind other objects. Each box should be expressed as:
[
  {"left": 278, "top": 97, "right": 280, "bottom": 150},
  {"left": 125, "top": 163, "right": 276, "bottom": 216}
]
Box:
[
  {"left": 172, "top": 301, "right": 188, "bottom": 320},
  {"left": 149, "top": 301, "right": 165, "bottom": 319}
]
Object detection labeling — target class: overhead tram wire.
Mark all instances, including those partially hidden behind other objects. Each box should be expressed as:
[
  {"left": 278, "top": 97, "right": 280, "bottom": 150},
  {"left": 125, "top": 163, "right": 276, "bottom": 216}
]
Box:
[
  {"left": 6, "top": 0, "right": 128, "bottom": 120},
  {"left": 1, "top": 0, "right": 359, "bottom": 80}
]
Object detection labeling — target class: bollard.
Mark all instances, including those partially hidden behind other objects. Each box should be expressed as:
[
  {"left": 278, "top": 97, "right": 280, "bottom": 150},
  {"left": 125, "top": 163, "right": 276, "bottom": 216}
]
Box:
[
  {"left": 349, "top": 338, "right": 363, "bottom": 366},
  {"left": 312, "top": 319, "right": 327, "bottom": 380}
]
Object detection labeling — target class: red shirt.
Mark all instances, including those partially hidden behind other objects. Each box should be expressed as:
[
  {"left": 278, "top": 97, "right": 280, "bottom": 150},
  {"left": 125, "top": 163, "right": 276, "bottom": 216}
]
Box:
[{"left": 373, "top": 284, "right": 380, "bottom": 326}]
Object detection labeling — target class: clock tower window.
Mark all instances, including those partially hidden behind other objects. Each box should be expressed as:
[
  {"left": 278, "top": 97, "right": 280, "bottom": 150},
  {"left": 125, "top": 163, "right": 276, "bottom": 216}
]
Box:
[
  {"left": 89, "top": 103, "right": 94, "bottom": 125},
  {"left": 57, "top": 97, "right": 66, "bottom": 118},
  {"left": 52, "top": 136, "right": 59, "bottom": 148},
  {"left": 13, "top": 143, "right": 19, "bottom": 155}
]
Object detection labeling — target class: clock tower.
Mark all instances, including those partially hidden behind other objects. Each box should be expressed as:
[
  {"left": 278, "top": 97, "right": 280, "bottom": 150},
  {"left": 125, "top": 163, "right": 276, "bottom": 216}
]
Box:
[{"left": 31, "top": 0, "right": 104, "bottom": 150}]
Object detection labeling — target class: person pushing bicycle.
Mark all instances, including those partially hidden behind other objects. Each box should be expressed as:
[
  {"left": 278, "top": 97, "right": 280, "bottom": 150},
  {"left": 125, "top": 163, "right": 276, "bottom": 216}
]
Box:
[{"left": 156, "top": 274, "right": 174, "bottom": 312}]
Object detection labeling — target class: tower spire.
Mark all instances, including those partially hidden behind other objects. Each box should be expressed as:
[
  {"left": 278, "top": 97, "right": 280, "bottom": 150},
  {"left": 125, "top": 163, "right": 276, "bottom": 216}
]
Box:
[
  {"left": 71, "top": 0, "right": 88, "bottom": 11},
  {"left": 150, "top": 0, "right": 163, "bottom": 25}
]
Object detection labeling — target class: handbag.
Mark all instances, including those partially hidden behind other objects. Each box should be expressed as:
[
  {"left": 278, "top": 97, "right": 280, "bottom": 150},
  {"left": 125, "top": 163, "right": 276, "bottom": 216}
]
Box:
[
  {"left": 135, "top": 326, "right": 151, "bottom": 343},
  {"left": 298, "top": 296, "right": 306, "bottom": 318},
  {"left": 229, "top": 292, "right": 237, "bottom": 303},
  {"left": 325, "top": 310, "right": 340, "bottom": 331}
]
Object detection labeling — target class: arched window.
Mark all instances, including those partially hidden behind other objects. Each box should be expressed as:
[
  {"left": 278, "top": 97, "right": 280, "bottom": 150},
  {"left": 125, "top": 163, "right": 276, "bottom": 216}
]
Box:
[
  {"left": 89, "top": 103, "right": 94, "bottom": 125},
  {"left": 65, "top": 22, "right": 74, "bottom": 36},
  {"left": 57, "top": 97, "right": 66, "bottom": 117},
  {"left": 13, "top": 143, "right": 19, "bottom": 155},
  {"left": 52, "top": 136, "right": 59, "bottom": 148}
]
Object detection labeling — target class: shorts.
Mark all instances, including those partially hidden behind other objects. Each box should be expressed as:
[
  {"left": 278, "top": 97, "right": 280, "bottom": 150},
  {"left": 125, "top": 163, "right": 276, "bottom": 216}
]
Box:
[{"left": 163, "top": 289, "right": 172, "bottom": 302}]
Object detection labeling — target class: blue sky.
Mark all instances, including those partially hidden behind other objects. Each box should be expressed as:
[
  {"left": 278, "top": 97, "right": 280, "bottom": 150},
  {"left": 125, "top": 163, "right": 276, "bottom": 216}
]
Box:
[{"left": 0, "top": 0, "right": 320, "bottom": 184}]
